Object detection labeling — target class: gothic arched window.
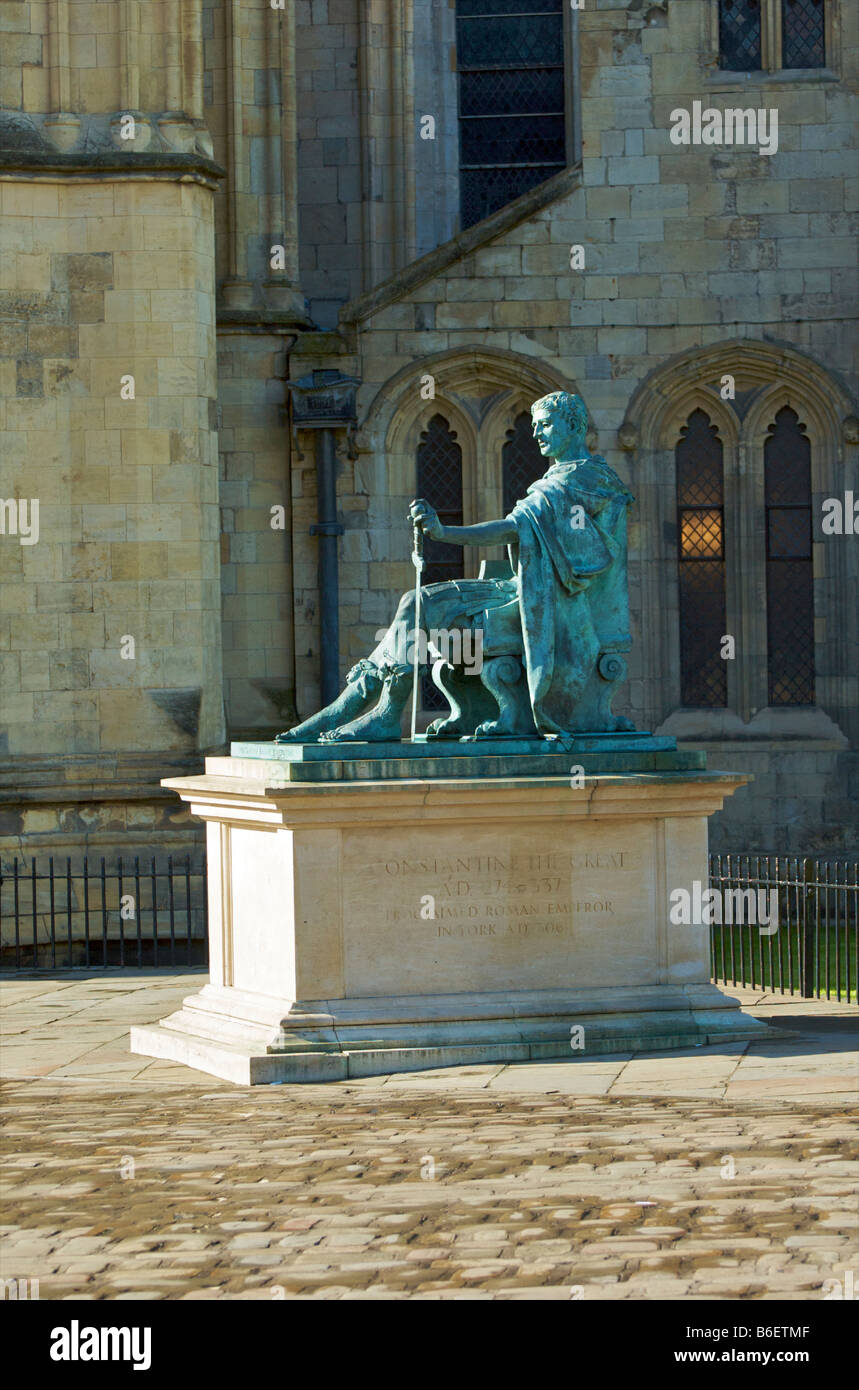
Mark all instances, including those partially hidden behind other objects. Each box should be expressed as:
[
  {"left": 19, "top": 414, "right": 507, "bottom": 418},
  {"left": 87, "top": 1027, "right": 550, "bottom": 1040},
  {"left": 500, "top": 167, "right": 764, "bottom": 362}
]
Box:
[
  {"left": 416, "top": 414, "right": 464, "bottom": 585},
  {"left": 456, "top": 0, "right": 566, "bottom": 229},
  {"left": 676, "top": 409, "right": 728, "bottom": 708},
  {"left": 764, "top": 407, "right": 815, "bottom": 705},
  {"left": 502, "top": 411, "right": 545, "bottom": 514}
]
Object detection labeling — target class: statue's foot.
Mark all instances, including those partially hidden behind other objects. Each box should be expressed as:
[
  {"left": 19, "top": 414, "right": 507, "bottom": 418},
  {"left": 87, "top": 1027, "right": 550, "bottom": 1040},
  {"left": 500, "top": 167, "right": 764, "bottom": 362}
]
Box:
[
  {"left": 320, "top": 664, "right": 413, "bottom": 743},
  {"left": 475, "top": 719, "right": 511, "bottom": 739},
  {"left": 320, "top": 710, "right": 402, "bottom": 743},
  {"left": 276, "top": 725, "right": 319, "bottom": 743},
  {"left": 426, "top": 715, "right": 467, "bottom": 739},
  {"left": 275, "top": 661, "right": 382, "bottom": 742}
]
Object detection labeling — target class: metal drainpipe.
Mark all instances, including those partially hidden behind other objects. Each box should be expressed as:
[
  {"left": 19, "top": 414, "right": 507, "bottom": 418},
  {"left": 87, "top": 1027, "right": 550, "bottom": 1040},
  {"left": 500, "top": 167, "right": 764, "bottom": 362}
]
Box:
[{"left": 310, "top": 428, "right": 344, "bottom": 707}]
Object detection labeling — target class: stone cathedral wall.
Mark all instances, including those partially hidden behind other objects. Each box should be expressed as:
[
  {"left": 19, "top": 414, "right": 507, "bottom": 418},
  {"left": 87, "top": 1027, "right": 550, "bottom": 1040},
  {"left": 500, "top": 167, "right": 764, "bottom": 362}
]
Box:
[
  {"left": 1, "top": 1, "right": 223, "bottom": 861},
  {"left": 287, "top": 0, "right": 858, "bottom": 853},
  {"left": 0, "top": 0, "right": 856, "bottom": 863}
]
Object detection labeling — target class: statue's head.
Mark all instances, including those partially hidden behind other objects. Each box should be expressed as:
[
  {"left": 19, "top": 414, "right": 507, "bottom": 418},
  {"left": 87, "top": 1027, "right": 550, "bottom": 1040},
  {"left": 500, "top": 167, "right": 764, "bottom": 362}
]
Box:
[{"left": 530, "top": 392, "right": 589, "bottom": 461}]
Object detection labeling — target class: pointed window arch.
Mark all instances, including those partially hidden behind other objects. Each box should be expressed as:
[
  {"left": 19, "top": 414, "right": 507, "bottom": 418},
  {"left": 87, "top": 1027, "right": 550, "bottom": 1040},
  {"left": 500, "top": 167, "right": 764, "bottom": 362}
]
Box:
[
  {"left": 764, "top": 407, "right": 815, "bottom": 705},
  {"left": 502, "top": 410, "right": 545, "bottom": 514},
  {"left": 620, "top": 339, "right": 852, "bottom": 738},
  {"left": 416, "top": 413, "right": 465, "bottom": 585},
  {"left": 676, "top": 408, "right": 728, "bottom": 708}
]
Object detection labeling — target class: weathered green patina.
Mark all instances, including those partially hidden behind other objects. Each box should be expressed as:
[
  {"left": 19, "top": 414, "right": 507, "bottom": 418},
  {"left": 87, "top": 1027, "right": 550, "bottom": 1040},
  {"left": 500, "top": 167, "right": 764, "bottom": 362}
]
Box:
[{"left": 277, "top": 392, "right": 637, "bottom": 745}]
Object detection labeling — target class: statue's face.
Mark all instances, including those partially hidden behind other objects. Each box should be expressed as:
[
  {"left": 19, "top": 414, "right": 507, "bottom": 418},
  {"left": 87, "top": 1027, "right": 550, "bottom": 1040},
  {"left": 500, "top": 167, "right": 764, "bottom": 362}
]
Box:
[{"left": 531, "top": 405, "right": 579, "bottom": 460}]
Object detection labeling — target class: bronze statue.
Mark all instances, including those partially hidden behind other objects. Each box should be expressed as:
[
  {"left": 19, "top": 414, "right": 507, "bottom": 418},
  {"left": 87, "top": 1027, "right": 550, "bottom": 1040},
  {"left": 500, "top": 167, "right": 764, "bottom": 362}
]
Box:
[{"left": 277, "top": 392, "right": 635, "bottom": 743}]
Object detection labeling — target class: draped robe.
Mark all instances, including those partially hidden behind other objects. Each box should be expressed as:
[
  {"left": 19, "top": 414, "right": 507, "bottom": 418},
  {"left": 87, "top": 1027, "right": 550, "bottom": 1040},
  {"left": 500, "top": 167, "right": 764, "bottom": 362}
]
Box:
[
  {"left": 391, "top": 455, "right": 633, "bottom": 734},
  {"left": 506, "top": 456, "right": 633, "bottom": 733}
]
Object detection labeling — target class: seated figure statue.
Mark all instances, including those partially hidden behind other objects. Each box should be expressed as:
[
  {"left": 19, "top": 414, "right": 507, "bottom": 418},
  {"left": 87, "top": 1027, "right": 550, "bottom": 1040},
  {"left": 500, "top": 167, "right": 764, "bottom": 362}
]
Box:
[{"left": 277, "top": 391, "right": 636, "bottom": 743}]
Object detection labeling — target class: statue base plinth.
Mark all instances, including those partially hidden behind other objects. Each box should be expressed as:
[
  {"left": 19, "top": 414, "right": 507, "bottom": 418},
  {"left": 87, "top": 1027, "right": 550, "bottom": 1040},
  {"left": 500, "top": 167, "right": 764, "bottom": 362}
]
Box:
[
  {"left": 131, "top": 756, "right": 769, "bottom": 1084},
  {"left": 131, "top": 982, "right": 766, "bottom": 1086},
  {"left": 228, "top": 732, "right": 705, "bottom": 782}
]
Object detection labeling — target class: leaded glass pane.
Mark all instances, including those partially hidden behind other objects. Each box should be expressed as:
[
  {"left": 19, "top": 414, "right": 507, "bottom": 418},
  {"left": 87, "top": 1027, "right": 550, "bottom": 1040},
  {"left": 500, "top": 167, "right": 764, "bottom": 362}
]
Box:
[
  {"left": 502, "top": 411, "right": 545, "bottom": 514},
  {"left": 676, "top": 410, "right": 727, "bottom": 708},
  {"left": 458, "top": 0, "right": 562, "bottom": 16},
  {"left": 416, "top": 414, "right": 465, "bottom": 586},
  {"left": 457, "top": 14, "right": 564, "bottom": 67},
  {"left": 460, "top": 67, "right": 565, "bottom": 119},
  {"left": 767, "top": 507, "right": 812, "bottom": 558},
  {"left": 461, "top": 164, "right": 565, "bottom": 230},
  {"left": 719, "top": 0, "right": 762, "bottom": 72},
  {"left": 456, "top": 1, "right": 566, "bottom": 229},
  {"left": 676, "top": 409, "right": 724, "bottom": 507},
  {"left": 764, "top": 408, "right": 815, "bottom": 705},
  {"left": 767, "top": 561, "right": 815, "bottom": 704},
  {"left": 678, "top": 563, "right": 729, "bottom": 708},
  {"left": 783, "top": 0, "right": 825, "bottom": 70},
  {"left": 680, "top": 509, "right": 724, "bottom": 560},
  {"left": 460, "top": 114, "right": 567, "bottom": 167}
]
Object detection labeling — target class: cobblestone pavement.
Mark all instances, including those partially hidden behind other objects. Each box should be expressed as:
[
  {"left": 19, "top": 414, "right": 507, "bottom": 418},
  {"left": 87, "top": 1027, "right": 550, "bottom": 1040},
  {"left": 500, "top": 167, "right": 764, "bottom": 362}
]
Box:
[{"left": 1, "top": 972, "right": 857, "bottom": 1301}]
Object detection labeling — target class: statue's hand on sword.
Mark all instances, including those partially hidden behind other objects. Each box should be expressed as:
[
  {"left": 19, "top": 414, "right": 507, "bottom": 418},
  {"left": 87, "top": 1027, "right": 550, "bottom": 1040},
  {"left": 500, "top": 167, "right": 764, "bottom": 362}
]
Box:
[{"left": 408, "top": 498, "right": 442, "bottom": 541}]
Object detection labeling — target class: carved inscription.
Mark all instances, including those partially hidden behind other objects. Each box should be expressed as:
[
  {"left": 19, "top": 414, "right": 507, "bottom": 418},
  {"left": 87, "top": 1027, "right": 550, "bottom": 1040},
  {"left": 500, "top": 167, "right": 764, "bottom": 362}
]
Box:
[{"left": 380, "top": 850, "right": 640, "bottom": 941}]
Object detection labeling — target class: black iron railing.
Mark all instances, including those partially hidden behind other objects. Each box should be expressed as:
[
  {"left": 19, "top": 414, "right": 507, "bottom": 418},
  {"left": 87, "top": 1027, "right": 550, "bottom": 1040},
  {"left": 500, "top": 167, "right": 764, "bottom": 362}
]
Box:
[
  {"left": 708, "top": 854, "right": 858, "bottom": 1003},
  {"left": 1, "top": 851, "right": 856, "bottom": 999},
  {"left": 0, "top": 855, "right": 207, "bottom": 970}
]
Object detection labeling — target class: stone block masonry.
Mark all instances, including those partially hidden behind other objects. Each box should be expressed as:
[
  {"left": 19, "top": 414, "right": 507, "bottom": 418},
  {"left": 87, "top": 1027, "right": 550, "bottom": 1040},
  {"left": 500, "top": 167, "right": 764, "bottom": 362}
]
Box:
[
  {"left": 1, "top": 0, "right": 857, "bottom": 868},
  {"left": 0, "top": 175, "right": 224, "bottom": 762}
]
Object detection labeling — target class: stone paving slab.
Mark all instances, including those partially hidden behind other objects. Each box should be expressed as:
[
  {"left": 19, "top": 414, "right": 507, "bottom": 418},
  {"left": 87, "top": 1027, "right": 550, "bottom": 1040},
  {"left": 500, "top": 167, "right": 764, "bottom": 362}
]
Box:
[
  {"left": 2, "top": 971, "right": 855, "bottom": 1098},
  {"left": 0, "top": 971, "right": 856, "bottom": 1300}
]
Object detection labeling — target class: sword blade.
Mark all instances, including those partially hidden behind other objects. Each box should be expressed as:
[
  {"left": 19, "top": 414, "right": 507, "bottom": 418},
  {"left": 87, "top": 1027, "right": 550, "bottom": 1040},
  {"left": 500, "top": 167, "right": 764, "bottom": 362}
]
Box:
[{"left": 410, "top": 557, "right": 422, "bottom": 741}]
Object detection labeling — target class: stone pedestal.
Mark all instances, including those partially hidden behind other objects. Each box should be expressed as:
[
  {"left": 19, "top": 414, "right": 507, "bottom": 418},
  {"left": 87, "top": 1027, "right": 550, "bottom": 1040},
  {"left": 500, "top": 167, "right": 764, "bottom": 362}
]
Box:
[{"left": 131, "top": 746, "right": 768, "bottom": 1083}]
